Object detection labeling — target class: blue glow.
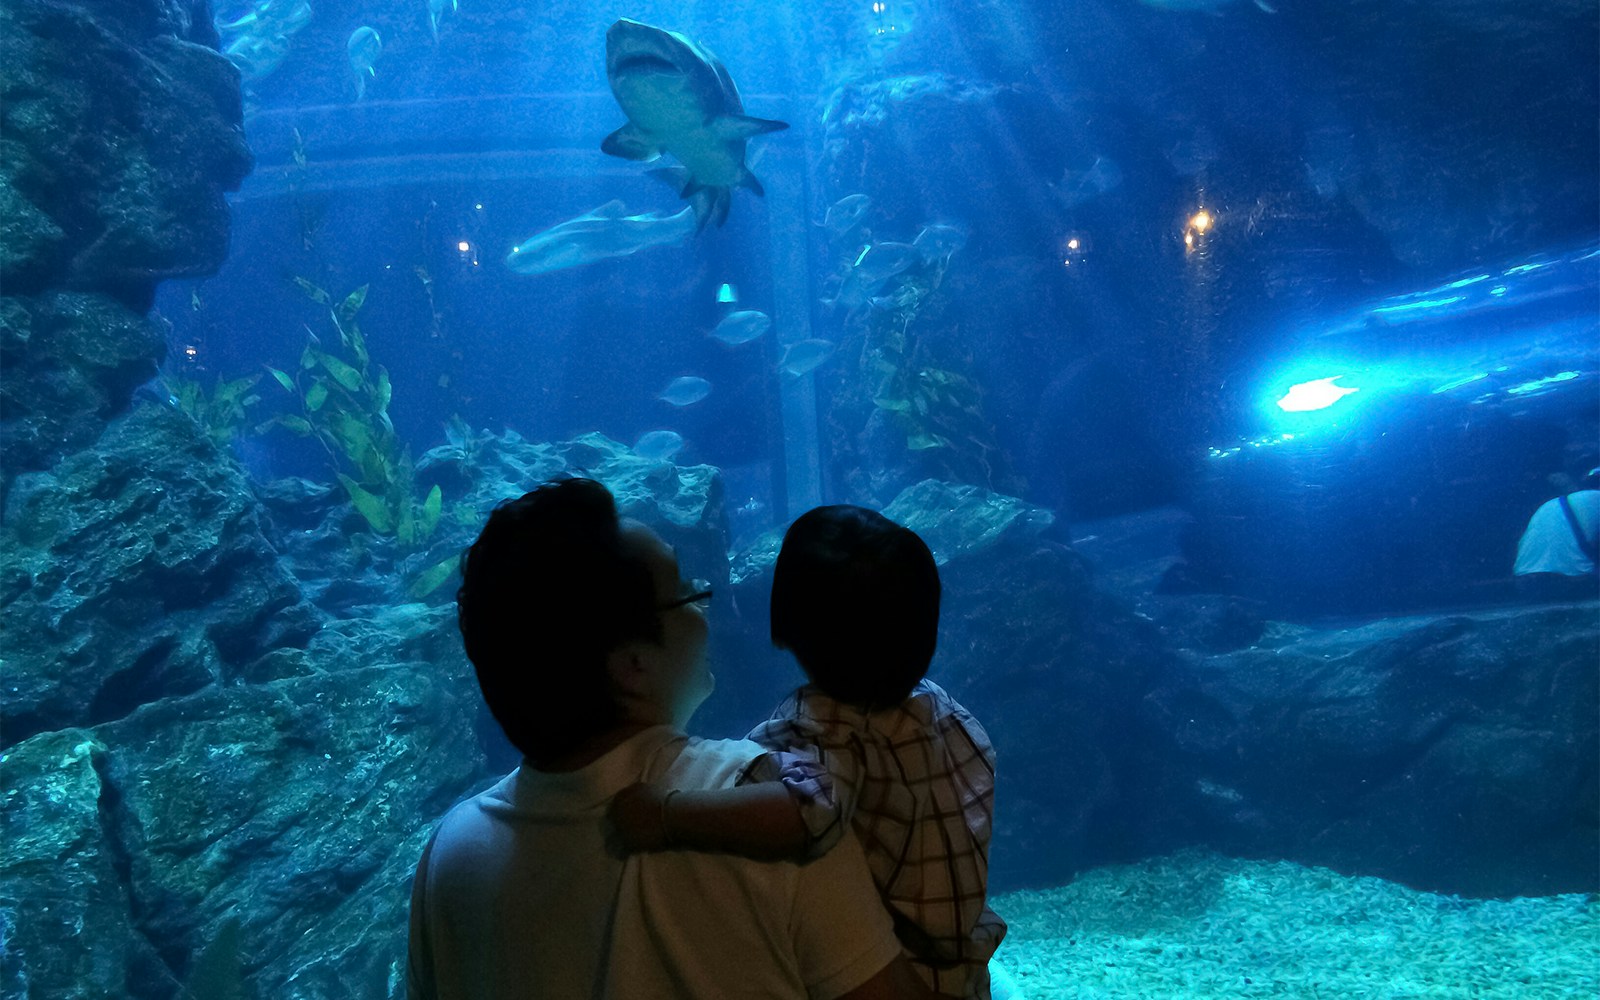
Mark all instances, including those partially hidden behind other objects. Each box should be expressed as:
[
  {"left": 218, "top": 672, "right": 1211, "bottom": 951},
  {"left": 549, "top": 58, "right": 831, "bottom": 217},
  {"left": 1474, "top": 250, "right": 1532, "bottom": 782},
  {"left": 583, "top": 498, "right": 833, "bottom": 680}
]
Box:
[
  {"left": 716, "top": 283, "right": 738, "bottom": 303},
  {"left": 1442, "top": 274, "right": 1490, "bottom": 290},
  {"left": 1370, "top": 295, "right": 1465, "bottom": 318},
  {"left": 1431, "top": 373, "right": 1488, "bottom": 394},
  {"left": 1489, "top": 285, "right": 1508, "bottom": 296},
  {"left": 1507, "top": 371, "right": 1582, "bottom": 395},
  {"left": 1277, "top": 376, "right": 1361, "bottom": 412}
]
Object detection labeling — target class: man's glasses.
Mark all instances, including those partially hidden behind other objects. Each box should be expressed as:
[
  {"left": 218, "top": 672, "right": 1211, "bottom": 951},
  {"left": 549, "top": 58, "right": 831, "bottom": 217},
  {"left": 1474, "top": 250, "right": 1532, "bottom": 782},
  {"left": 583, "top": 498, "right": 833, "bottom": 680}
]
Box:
[{"left": 658, "top": 578, "right": 713, "bottom": 612}]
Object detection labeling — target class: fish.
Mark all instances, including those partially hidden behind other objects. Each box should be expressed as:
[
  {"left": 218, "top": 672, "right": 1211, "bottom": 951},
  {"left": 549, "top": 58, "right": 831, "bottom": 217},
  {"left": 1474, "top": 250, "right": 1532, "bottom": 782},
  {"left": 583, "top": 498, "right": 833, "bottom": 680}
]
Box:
[
  {"left": 912, "top": 224, "right": 969, "bottom": 267},
  {"left": 1053, "top": 155, "right": 1123, "bottom": 208},
  {"left": 428, "top": 0, "right": 457, "bottom": 41},
  {"left": 602, "top": 18, "right": 789, "bottom": 230},
  {"left": 425, "top": 0, "right": 457, "bottom": 40},
  {"left": 658, "top": 376, "right": 712, "bottom": 406},
  {"left": 505, "top": 202, "right": 698, "bottom": 276},
  {"left": 820, "top": 194, "right": 872, "bottom": 239},
  {"left": 347, "top": 27, "right": 382, "bottom": 101},
  {"left": 710, "top": 310, "right": 771, "bottom": 345},
  {"left": 1166, "top": 128, "right": 1222, "bottom": 177},
  {"left": 779, "top": 339, "right": 836, "bottom": 377},
  {"left": 633, "top": 429, "right": 685, "bottom": 461},
  {"left": 830, "top": 242, "right": 921, "bottom": 310}
]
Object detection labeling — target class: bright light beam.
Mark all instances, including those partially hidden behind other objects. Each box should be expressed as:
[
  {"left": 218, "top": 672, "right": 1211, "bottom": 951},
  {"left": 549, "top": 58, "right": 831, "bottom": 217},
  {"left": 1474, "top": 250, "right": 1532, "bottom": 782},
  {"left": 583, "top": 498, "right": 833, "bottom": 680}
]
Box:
[{"left": 1276, "top": 376, "right": 1360, "bottom": 413}]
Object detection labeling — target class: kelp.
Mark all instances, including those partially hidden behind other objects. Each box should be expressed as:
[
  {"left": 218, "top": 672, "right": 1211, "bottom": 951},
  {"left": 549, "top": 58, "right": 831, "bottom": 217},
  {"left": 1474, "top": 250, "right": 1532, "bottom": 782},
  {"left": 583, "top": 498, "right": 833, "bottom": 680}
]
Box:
[
  {"left": 264, "top": 280, "right": 455, "bottom": 595},
  {"left": 162, "top": 372, "right": 262, "bottom": 448}
]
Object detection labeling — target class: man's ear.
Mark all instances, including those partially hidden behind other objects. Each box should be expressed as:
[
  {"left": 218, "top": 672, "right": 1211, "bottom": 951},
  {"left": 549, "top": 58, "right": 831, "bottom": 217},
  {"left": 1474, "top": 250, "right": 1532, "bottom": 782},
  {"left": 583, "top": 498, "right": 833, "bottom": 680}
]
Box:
[{"left": 605, "top": 641, "right": 652, "bottom": 700}]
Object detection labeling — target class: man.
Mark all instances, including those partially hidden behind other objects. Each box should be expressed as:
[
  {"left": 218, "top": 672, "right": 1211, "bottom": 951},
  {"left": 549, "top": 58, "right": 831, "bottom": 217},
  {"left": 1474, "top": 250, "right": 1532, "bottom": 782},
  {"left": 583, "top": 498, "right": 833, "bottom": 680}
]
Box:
[
  {"left": 1514, "top": 467, "right": 1600, "bottom": 602},
  {"left": 407, "top": 477, "right": 933, "bottom": 1000}
]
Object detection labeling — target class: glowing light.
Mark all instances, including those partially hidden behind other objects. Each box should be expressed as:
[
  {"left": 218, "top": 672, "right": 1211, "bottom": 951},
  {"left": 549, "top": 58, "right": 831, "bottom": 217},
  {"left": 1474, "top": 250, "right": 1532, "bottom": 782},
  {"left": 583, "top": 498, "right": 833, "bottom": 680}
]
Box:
[
  {"left": 1067, "top": 238, "right": 1080, "bottom": 251},
  {"left": 184, "top": 346, "right": 198, "bottom": 357},
  {"left": 1431, "top": 373, "right": 1488, "bottom": 394},
  {"left": 1489, "top": 285, "right": 1508, "bottom": 296},
  {"left": 474, "top": 203, "right": 484, "bottom": 211},
  {"left": 716, "top": 283, "right": 738, "bottom": 303},
  {"left": 1189, "top": 210, "right": 1213, "bottom": 233},
  {"left": 1184, "top": 232, "right": 1194, "bottom": 248},
  {"left": 1276, "top": 376, "right": 1360, "bottom": 413},
  {"left": 1507, "top": 371, "right": 1581, "bottom": 396},
  {"left": 457, "top": 241, "right": 471, "bottom": 253}
]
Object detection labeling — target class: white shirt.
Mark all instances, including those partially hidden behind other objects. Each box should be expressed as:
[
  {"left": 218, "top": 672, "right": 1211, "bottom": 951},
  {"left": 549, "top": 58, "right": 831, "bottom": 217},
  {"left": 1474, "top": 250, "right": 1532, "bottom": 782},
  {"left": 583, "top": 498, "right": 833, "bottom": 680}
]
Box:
[
  {"left": 407, "top": 726, "right": 902, "bottom": 1000},
  {"left": 1514, "top": 490, "right": 1600, "bottom": 577}
]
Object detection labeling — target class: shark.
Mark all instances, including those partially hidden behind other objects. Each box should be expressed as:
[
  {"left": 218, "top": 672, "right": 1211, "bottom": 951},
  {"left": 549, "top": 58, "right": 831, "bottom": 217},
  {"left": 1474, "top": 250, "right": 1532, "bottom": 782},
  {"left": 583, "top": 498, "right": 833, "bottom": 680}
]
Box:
[
  {"left": 505, "top": 201, "right": 698, "bottom": 276},
  {"left": 602, "top": 18, "right": 788, "bottom": 229}
]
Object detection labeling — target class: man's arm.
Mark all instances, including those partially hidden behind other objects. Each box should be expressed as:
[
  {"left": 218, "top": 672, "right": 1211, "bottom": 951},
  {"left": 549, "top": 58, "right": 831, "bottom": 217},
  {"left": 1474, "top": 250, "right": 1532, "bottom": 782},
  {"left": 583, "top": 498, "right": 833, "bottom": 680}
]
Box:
[
  {"left": 835, "top": 956, "right": 942, "bottom": 1000},
  {"left": 611, "top": 781, "right": 810, "bottom": 859}
]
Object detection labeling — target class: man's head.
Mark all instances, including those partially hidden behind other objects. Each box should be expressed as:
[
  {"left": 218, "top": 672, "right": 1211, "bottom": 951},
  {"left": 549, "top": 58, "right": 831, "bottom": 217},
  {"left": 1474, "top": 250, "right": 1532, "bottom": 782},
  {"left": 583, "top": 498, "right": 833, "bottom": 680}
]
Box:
[
  {"left": 457, "top": 477, "right": 712, "bottom": 767},
  {"left": 769, "top": 505, "right": 940, "bottom": 709}
]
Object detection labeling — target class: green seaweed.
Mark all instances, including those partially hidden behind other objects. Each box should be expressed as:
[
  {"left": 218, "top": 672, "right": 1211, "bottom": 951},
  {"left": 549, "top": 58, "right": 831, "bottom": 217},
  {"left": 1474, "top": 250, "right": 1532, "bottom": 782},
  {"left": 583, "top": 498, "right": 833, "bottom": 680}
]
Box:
[
  {"left": 162, "top": 372, "right": 262, "bottom": 448},
  {"left": 263, "top": 280, "right": 443, "bottom": 554}
]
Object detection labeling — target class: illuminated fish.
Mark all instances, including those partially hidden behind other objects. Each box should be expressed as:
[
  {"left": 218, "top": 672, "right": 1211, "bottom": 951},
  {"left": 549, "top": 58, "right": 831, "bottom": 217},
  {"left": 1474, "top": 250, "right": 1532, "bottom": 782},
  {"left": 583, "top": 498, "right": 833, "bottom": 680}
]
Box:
[
  {"left": 710, "top": 310, "right": 771, "bottom": 345},
  {"left": 659, "top": 376, "right": 712, "bottom": 407},
  {"left": 347, "top": 27, "right": 382, "bottom": 101}
]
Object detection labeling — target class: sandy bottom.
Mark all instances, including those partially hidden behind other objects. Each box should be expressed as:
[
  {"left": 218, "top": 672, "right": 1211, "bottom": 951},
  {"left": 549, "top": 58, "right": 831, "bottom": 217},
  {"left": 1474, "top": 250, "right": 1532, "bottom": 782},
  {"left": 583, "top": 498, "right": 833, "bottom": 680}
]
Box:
[{"left": 988, "top": 851, "right": 1598, "bottom": 999}]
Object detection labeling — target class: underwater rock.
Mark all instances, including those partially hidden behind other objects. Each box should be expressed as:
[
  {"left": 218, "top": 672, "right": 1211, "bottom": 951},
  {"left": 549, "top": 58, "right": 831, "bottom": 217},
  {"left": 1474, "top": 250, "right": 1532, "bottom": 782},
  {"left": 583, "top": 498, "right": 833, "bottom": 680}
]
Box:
[
  {"left": 83, "top": 605, "right": 483, "bottom": 999},
  {"left": 0, "top": 294, "right": 169, "bottom": 474},
  {"left": 416, "top": 428, "right": 729, "bottom": 589},
  {"left": 1145, "top": 604, "right": 1600, "bottom": 896},
  {"left": 0, "top": 403, "right": 313, "bottom": 748},
  {"left": 0, "top": 0, "right": 251, "bottom": 306},
  {"left": 0, "top": 730, "right": 169, "bottom": 999},
  {"left": 882, "top": 478, "right": 1056, "bottom": 563},
  {"left": 0, "top": 0, "right": 251, "bottom": 478}
]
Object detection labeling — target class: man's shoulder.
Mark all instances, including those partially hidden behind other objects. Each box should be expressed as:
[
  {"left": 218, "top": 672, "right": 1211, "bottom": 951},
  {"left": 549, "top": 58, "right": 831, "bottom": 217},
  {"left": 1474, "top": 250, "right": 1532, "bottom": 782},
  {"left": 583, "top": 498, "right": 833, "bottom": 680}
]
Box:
[{"left": 661, "top": 736, "right": 766, "bottom": 790}]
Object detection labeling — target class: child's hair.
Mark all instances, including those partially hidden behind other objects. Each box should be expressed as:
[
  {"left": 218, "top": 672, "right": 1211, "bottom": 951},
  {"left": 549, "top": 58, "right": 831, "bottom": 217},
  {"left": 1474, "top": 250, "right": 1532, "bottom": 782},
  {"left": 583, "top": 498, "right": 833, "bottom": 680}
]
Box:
[{"left": 769, "top": 505, "right": 940, "bottom": 709}]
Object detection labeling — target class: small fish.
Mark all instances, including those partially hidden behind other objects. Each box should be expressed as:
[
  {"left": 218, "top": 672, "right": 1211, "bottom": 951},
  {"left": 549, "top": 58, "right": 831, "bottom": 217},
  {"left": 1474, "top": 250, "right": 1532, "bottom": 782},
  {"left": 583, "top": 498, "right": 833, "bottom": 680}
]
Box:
[
  {"left": 633, "top": 429, "right": 685, "bottom": 461},
  {"left": 912, "top": 223, "right": 968, "bottom": 266},
  {"left": 853, "top": 242, "right": 920, "bottom": 283},
  {"left": 779, "top": 339, "right": 836, "bottom": 377},
  {"left": 1053, "top": 155, "right": 1123, "bottom": 208},
  {"left": 658, "top": 376, "right": 711, "bottom": 406},
  {"left": 710, "top": 310, "right": 771, "bottom": 345},
  {"left": 427, "top": 0, "right": 457, "bottom": 41},
  {"left": 347, "top": 27, "right": 382, "bottom": 101},
  {"left": 820, "top": 194, "right": 871, "bottom": 239}
]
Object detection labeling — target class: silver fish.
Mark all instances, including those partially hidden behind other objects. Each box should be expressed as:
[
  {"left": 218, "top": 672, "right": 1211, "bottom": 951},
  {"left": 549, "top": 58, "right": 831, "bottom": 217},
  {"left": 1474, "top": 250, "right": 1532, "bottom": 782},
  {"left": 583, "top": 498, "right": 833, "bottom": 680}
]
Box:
[
  {"left": 710, "top": 310, "right": 771, "bottom": 345},
  {"left": 602, "top": 18, "right": 788, "bottom": 229},
  {"left": 633, "top": 429, "right": 685, "bottom": 461},
  {"left": 347, "top": 27, "right": 382, "bottom": 101},
  {"left": 505, "top": 202, "right": 697, "bottom": 276},
  {"left": 779, "top": 339, "right": 836, "bottom": 377},
  {"left": 659, "top": 376, "right": 712, "bottom": 406}
]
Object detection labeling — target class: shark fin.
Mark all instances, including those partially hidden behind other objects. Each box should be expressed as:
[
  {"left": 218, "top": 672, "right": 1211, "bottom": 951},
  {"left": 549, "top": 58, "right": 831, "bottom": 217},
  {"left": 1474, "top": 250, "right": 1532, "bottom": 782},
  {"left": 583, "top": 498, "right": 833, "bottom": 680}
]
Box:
[
  {"left": 601, "top": 125, "right": 660, "bottom": 162},
  {"left": 588, "top": 199, "right": 630, "bottom": 219},
  {"left": 713, "top": 115, "right": 790, "bottom": 141},
  {"left": 739, "top": 169, "right": 766, "bottom": 197},
  {"left": 647, "top": 166, "right": 694, "bottom": 197}
]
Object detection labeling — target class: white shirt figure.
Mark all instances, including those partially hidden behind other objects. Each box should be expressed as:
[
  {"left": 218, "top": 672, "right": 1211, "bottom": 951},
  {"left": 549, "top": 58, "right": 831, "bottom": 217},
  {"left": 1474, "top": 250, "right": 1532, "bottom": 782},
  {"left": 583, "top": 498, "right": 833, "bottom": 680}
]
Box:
[{"left": 1514, "top": 489, "right": 1600, "bottom": 577}]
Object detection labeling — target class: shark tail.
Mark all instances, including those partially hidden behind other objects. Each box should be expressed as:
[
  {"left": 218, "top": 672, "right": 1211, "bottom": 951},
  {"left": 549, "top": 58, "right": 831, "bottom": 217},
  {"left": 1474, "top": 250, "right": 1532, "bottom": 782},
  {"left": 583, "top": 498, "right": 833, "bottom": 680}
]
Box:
[{"left": 739, "top": 169, "right": 765, "bottom": 197}]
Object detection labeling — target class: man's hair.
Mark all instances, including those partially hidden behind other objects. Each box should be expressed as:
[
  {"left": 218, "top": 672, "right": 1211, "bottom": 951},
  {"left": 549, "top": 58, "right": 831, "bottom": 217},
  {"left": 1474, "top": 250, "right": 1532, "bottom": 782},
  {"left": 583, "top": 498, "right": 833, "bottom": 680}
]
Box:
[
  {"left": 769, "top": 505, "right": 940, "bottom": 709},
  {"left": 456, "top": 477, "right": 660, "bottom": 764}
]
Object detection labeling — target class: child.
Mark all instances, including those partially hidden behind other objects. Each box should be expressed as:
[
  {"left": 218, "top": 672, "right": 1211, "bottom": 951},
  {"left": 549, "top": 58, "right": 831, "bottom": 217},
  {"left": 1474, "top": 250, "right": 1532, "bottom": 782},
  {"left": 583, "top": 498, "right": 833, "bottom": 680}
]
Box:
[{"left": 610, "top": 505, "right": 1006, "bottom": 999}]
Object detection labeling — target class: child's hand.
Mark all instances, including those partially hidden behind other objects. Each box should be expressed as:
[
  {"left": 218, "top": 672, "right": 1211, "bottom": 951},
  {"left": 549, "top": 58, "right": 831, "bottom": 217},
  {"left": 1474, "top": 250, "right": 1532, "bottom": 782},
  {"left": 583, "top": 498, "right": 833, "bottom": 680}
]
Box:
[{"left": 607, "top": 782, "right": 672, "bottom": 854}]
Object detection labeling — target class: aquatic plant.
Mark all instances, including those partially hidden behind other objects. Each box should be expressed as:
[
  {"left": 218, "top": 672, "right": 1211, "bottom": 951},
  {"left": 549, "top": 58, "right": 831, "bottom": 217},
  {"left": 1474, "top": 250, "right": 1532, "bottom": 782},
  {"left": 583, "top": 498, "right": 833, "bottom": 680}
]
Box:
[
  {"left": 161, "top": 371, "right": 262, "bottom": 448},
  {"left": 830, "top": 229, "right": 1017, "bottom": 498},
  {"left": 264, "top": 280, "right": 446, "bottom": 564}
]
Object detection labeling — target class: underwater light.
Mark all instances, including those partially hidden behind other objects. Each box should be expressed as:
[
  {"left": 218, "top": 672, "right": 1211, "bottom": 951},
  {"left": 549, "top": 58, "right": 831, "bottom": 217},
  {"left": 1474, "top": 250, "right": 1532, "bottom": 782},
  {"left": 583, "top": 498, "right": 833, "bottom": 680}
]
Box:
[
  {"left": 1276, "top": 376, "right": 1359, "bottom": 412},
  {"left": 1067, "top": 237, "right": 1080, "bottom": 251},
  {"left": 1189, "top": 209, "right": 1213, "bottom": 233},
  {"left": 1507, "top": 371, "right": 1581, "bottom": 396},
  {"left": 716, "top": 283, "right": 738, "bottom": 303},
  {"left": 457, "top": 241, "right": 471, "bottom": 253}
]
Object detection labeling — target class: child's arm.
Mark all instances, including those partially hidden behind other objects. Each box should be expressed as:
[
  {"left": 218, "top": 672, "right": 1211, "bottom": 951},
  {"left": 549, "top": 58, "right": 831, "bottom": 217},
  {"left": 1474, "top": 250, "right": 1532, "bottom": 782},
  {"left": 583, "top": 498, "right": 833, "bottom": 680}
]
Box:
[{"left": 608, "top": 781, "right": 810, "bottom": 861}]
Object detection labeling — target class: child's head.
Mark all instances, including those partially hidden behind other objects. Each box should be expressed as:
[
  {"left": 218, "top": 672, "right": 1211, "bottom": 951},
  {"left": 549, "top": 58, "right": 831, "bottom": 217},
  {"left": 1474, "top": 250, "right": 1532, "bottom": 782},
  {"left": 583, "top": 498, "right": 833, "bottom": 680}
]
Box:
[{"left": 769, "top": 505, "right": 940, "bottom": 709}]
